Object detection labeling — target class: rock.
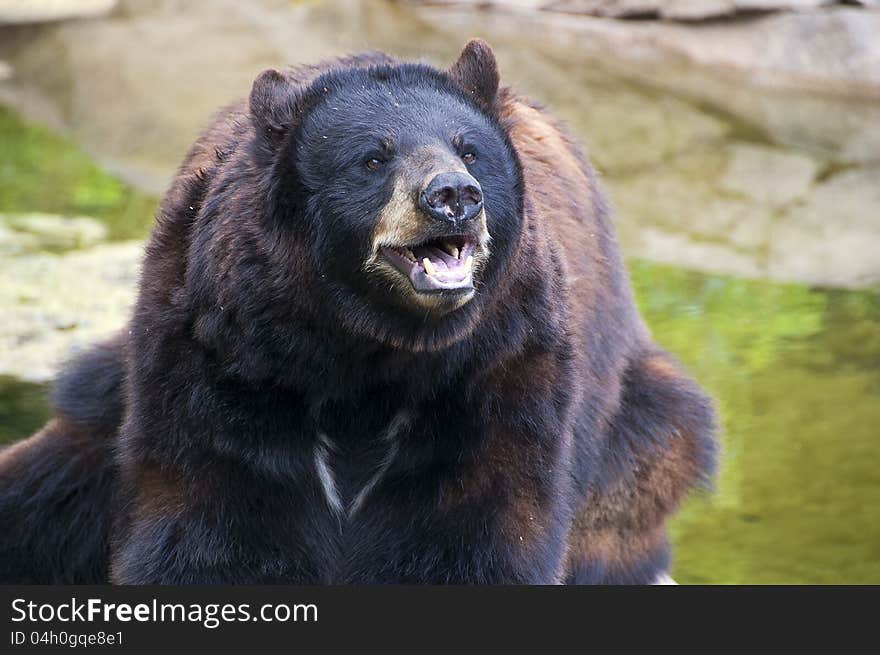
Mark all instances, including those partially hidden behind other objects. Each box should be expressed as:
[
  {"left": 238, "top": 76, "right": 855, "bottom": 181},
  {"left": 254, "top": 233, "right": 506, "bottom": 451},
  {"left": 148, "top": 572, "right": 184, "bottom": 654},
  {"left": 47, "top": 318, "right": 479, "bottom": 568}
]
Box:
[
  {"left": 606, "top": 146, "right": 779, "bottom": 279},
  {"left": 664, "top": 0, "right": 832, "bottom": 21},
  {"left": 545, "top": 0, "right": 833, "bottom": 20},
  {"left": 628, "top": 227, "right": 764, "bottom": 279},
  {"left": 645, "top": 66, "right": 880, "bottom": 165},
  {"left": 649, "top": 0, "right": 736, "bottom": 19},
  {"left": 733, "top": 0, "right": 831, "bottom": 9},
  {"left": 720, "top": 143, "right": 820, "bottom": 208},
  {"left": 592, "top": 7, "right": 880, "bottom": 97},
  {"left": 508, "top": 57, "right": 730, "bottom": 175},
  {"left": 546, "top": 0, "right": 670, "bottom": 17},
  {"left": 0, "top": 223, "right": 41, "bottom": 255},
  {"left": 607, "top": 148, "right": 880, "bottom": 288},
  {"left": 0, "top": 241, "right": 141, "bottom": 382},
  {"left": 569, "top": 86, "right": 730, "bottom": 176},
  {"left": 0, "top": 0, "right": 117, "bottom": 25},
  {"left": 653, "top": 8, "right": 880, "bottom": 95},
  {"left": 428, "top": 4, "right": 880, "bottom": 98},
  {"left": 0, "top": 213, "right": 108, "bottom": 254},
  {"left": 768, "top": 168, "right": 880, "bottom": 288}
]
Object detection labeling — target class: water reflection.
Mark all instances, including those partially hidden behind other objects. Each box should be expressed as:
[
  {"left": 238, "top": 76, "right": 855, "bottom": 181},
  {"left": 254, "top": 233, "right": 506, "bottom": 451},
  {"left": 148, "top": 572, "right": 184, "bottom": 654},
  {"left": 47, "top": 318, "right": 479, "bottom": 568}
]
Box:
[
  {"left": 0, "top": 376, "right": 49, "bottom": 445},
  {"left": 629, "top": 264, "right": 880, "bottom": 583}
]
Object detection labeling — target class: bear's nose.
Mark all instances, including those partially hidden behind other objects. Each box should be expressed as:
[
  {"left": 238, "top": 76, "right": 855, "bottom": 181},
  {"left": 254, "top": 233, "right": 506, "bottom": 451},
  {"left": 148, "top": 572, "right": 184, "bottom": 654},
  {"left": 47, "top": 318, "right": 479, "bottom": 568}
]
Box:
[{"left": 419, "top": 172, "right": 483, "bottom": 224}]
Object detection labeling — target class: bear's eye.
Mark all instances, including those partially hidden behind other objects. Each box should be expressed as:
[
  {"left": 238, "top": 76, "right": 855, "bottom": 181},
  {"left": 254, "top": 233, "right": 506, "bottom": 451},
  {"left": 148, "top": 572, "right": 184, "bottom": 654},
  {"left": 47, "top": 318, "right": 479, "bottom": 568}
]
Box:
[
  {"left": 461, "top": 152, "right": 477, "bottom": 165},
  {"left": 365, "top": 157, "right": 383, "bottom": 171}
]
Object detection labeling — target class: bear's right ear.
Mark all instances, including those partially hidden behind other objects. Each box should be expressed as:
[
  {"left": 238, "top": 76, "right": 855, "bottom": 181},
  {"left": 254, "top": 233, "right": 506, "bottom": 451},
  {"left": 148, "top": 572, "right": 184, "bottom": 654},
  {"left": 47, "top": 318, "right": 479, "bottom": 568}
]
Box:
[{"left": 249, "top": 69, "right": 300, "bottom": 145}]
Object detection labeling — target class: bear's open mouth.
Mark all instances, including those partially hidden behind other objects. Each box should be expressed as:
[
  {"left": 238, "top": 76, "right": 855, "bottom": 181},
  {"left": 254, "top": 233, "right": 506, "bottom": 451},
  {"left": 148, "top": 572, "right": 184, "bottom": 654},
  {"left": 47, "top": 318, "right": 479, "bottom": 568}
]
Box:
[{"left": 380, "top": 236, "right": 476, "bottom": 294}]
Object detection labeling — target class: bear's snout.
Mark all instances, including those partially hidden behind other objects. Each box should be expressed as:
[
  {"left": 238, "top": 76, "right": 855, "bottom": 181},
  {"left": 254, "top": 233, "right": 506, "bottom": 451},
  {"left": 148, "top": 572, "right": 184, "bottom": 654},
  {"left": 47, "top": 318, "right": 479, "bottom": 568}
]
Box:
[{"left": 419, "top": 172, "right": 483, "bottom": 226}]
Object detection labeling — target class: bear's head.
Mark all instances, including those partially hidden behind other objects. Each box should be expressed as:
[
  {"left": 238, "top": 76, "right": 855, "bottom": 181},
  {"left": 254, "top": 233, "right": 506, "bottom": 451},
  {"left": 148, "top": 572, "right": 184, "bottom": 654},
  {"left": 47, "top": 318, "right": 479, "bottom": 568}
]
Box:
[{"left": 242, "top": 41, "right": 523, "bottom": 352}]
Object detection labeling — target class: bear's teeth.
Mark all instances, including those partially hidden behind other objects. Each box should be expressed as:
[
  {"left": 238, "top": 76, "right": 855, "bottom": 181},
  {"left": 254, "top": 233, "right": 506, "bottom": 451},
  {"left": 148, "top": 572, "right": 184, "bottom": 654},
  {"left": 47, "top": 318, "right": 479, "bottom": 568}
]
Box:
[
  {"left": 403, "top": 248, "right": 415, "bottom": 261},
  {"left": 441, "top": 242, "right": 459, "bottom": 259},
  {"left": 464, "top": 255, "right": 473, "bottom": 271},
  {"left": 422, "top": 258, "right": 437, "bottom": 276}
]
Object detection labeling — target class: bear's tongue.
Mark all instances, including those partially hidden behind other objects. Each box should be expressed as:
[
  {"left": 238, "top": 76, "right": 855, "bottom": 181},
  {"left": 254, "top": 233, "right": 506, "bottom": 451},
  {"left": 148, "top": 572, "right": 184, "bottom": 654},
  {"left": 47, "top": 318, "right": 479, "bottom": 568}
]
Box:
[{"left": 410, "top": 244, "right": 471, "bottom": 279}]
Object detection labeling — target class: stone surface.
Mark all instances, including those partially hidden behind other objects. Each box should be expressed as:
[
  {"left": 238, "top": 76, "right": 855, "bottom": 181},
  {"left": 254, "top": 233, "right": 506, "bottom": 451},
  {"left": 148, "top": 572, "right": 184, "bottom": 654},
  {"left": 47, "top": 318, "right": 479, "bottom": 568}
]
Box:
[
  {"left": 607, "top": 147, "right": 880, "bottom": 287},
  {"left": 646, "top": 0, "right": 736, "bottom": 19},
  {"left": 484, "top": 0, "right": 836, "bottom": 19},
  {"left": 720, "top": 144, "right": 820, "bottom": 208},
  {"left": 606, "top": 147, "right": 777, "bottom": 280},
  {"left": 547, "top": 0, "right": 672, "bottom": 17},
  {"left": 650, "top": 8, "right": 880, "bottom": 96},
  {"left": 0, "top": 213, "right": 108, "bottom": 254},
  {"left": 567, "top": 87, "right": 730, "bottom": 176},
  {"left": 768, "top": 168, "right": 880, "bottom": 288},
  {"left": 552, "top": 0, "right": 834, "bottom": 21},
  {"left": 664, "top": 0, "right": 831, "bottom": 20},
  {"left": 436, "top": 3, "right": 880, "bottom": 97},
  {"left": 0, "top": 0, "right": 116, "bottom": 25},
  {"left": 0, "top": 241, "right": 141, "bottom": 382},
  {"left": 0, "top": 223, "right": 41, "bottom": 255}
]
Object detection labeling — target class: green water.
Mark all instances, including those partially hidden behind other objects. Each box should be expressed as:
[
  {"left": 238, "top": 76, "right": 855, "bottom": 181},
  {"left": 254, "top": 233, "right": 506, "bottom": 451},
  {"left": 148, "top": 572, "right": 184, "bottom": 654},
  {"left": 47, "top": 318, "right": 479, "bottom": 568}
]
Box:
[
  {"left": 1, "top": 97, "right": 878, "bottom": 583},
  {"left": 0, "top": 376, "right": 49, "bottom": 445},
  {"left": 630, "top": 264, "right": 880, "bottom": 584},
  {"left": 0, "top": 105, "right": 156, "bottom": 240}
]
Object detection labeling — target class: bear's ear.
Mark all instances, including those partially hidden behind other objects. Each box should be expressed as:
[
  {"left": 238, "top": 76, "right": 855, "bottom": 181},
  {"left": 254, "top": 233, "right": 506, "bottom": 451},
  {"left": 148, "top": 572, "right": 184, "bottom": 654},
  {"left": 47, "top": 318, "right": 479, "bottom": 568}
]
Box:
[
  {"left": 447, "top": 39, "right": 500, "bottom": 113},
  {"left": 249, "top": 69, "right": 300, "bottom": 144}
]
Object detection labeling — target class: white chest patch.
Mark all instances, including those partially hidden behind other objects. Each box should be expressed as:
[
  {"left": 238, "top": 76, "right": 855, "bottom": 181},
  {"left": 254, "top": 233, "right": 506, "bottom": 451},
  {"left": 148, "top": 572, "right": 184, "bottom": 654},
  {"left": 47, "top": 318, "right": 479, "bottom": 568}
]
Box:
[
  {"left": 314, "top": 433, "right": 343, "bottom": 515},
  {"left": 314, "top": 410, "right": 412, "bottom": 520}
]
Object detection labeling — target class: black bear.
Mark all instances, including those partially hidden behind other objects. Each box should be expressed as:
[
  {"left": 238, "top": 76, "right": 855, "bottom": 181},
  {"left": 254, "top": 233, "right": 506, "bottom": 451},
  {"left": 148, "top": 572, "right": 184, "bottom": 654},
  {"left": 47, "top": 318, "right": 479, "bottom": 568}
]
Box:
[{"left": 0, "top": 41, "right": 716, "bottom": 584}]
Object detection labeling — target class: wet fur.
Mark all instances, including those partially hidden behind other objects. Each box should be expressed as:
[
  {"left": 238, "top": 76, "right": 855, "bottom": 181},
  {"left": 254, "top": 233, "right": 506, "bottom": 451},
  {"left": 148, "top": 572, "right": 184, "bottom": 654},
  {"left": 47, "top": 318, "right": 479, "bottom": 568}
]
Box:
[{"left": 0, "top": 43, "right": 716, "bottom": 584}]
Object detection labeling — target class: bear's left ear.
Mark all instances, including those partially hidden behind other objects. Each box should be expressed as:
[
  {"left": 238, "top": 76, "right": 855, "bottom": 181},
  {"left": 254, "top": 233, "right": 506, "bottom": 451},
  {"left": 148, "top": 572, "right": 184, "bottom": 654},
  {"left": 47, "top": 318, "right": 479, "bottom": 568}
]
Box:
[
  {"left": 249, "top": 69, "right": 301, "bottom": 146},
  {"left": 447, "top": 39, "right": 500, "bottom": 113}
]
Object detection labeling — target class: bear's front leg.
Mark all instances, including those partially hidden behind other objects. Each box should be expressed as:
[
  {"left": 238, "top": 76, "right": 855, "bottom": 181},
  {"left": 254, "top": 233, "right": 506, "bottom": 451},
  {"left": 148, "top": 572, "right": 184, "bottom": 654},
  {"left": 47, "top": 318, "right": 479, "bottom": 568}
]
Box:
[
  {"left": 563, "top": 349, "right": 717, "bottom": 585},
  {"left": 110, "top": 459, "right": 342, "bottom": 584}
]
